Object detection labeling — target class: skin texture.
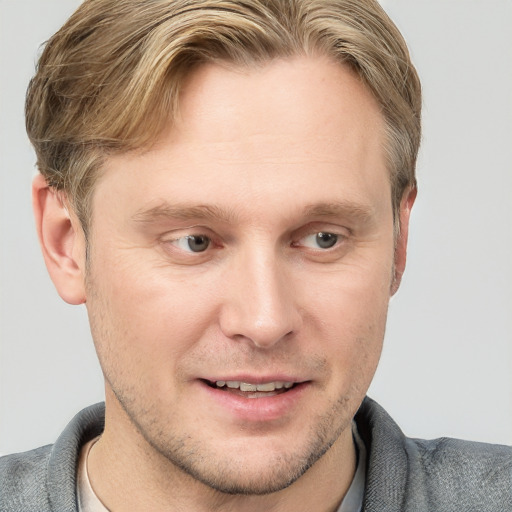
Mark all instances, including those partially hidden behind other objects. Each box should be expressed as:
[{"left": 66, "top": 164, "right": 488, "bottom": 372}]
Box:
[{"left": 33, "top": 55, "right": 415, "bottom": 512}]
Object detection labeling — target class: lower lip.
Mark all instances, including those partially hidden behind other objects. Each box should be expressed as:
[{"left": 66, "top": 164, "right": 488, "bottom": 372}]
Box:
[{"left": 198, "top": 381, "right": 310, "bottom": 423}]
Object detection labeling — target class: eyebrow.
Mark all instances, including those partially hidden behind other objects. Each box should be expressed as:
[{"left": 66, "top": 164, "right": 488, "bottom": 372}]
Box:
[
  {"left": 132, "top": 200, "right": 375, "bottom": 225},
  {"left": 132, "top": 203, "right": 239, "bottom": 224},
  {"left": 302, "top": 201, "right": 375, "bottom": 224}
]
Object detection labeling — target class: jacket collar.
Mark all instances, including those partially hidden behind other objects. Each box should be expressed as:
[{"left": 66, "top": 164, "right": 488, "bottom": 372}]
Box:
[{"left": 355, "top": 397, "right": 409, "bottom": 512}]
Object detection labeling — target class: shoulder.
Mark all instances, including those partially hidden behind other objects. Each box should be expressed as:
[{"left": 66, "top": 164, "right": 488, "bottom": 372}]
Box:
[
  {"left": 411, "top": 434, "right": 512, "bottom": 472},
  {"left": 0, "top": 445, "right": 53, "bottom": 511},
  {"left": 357, "top": 397, "right": 512, "bottom": 511},
  {"left": 406, "top": 435, "right": 512, "bottom": 509},
  {"left": 0, "top": 403, "right": 105, "bottom": 512}
]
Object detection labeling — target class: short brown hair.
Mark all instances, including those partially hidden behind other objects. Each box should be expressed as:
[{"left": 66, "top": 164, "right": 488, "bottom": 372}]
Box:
[{"left": 26, "top": 0, "right": 421, "bottom": 236}]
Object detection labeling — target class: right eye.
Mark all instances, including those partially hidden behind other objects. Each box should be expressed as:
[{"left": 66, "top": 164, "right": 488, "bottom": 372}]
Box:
[{"left": 170, "top": 235, "right": 211, "bottom": 253}]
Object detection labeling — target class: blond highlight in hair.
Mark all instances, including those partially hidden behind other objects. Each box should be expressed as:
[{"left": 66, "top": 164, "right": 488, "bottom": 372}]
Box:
[{"left": 26, "top": 0, "right": 421, "bottom": 235}]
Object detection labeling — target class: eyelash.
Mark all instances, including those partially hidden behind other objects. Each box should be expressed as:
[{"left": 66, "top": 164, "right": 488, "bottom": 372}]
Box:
[
  {"left": 294, "top": 231, "right": 346, "bottom": 250},
  {"left": 162, "top": 229, "right": 347, "bottom": 257},
  {"left": 169, "top": 234, "right": 212, "bottom": 253}
]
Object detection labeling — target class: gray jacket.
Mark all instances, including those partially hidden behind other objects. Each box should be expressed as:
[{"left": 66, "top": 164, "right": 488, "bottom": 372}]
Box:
[{"left": 1, "top": 398, "right": 511, "bottom": 511}]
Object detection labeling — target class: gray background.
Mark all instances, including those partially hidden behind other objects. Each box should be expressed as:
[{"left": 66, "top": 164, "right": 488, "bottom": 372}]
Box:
[{"left": 1, "top": 0, "right": 511, "bottom": 455}]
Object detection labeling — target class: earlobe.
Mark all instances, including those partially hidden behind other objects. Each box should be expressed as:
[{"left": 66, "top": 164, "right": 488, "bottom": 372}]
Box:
[
  {"left": 32, "top": 173, "right": 87, "bottom": 305},
  {"left": 391, "top": 186, "right": 417, "bottom": 296}
]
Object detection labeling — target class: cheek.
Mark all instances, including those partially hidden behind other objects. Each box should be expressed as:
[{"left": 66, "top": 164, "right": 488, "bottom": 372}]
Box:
[
  {"left": 303, "top": 251, "right": 393, "bottom": 329},
  {"left": 96, "top": 244, "right": 218, "bottom": 322},
  {"left": 301, "top": 257, "right": 391, "bottom": 387},
  {"left": 84, "top": 249, "right": 221, "bottom": 382}
]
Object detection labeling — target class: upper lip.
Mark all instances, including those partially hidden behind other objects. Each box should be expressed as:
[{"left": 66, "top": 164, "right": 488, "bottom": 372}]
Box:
[{"left": 201, "top": 375, "right": 307, "bottom": 385}]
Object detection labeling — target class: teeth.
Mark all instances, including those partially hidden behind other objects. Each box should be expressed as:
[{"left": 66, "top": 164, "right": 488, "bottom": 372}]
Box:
[
  {"left": 255, "top": 382, "right": 277, "bottom": 392},
  {"left": 215, "top": 380, "right": 295, "bottom": 391},
  {"left": 240, "top": 382, "right": 257, "bottom": 392}
]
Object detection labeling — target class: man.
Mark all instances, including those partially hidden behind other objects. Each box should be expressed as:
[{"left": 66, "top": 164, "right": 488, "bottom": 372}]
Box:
[{"left": 0, "top": 0, "right": 510, "bottom": 511}]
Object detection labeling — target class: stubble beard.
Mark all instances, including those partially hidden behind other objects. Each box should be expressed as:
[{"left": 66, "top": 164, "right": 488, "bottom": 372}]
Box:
[{"left": 110, "top": 382, "right": 353, "bottom": 496}]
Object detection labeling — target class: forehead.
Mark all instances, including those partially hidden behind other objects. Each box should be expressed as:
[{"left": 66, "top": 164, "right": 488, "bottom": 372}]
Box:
[
  {"left": 94, "top": 56, "right": 389, "bottom": 223},
  {"left": 170, "top": 55, "right": 383, "bottom": 160}
]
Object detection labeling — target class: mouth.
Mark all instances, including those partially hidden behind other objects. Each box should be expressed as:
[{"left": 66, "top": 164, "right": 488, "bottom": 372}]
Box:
[
  {"left": 199, "top": 377, "right": 310, "bottom": 421},
  {"left": 203, "top": 379, "right": 297, "bottom": 399}
]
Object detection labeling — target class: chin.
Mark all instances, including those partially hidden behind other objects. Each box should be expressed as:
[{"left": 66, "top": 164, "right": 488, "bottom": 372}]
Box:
[
  {"left": 173, "top": 447, "right": 320, "bottom": 496},
  {"left": 153, "top": 416, "right": 347, "bottom": 496}
]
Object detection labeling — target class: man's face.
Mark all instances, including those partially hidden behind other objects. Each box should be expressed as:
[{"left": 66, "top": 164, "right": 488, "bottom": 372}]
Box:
[{"left": 84, "top": 56, "right": 397, "bottom": 494}]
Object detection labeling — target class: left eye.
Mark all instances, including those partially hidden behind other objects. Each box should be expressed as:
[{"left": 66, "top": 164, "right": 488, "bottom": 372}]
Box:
[
  {"left": 300, "top": 232, "right": 340, "bottom": 249},
  {"left": 171, "top": 235, "right": 211, "bottom": 253}
]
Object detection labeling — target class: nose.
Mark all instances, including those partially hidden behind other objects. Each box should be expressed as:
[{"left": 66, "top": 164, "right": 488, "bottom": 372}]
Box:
[{"left": 219, "top": 249, "right": 301, "bottom": 348}]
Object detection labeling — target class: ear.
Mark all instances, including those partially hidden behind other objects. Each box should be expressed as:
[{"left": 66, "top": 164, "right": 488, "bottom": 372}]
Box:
[
  {"left": 391, "top": 186, "right": 417, "bottom": 296},
  {"left": 32, "top": 173, "right": 87, "bottom": 305}
]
